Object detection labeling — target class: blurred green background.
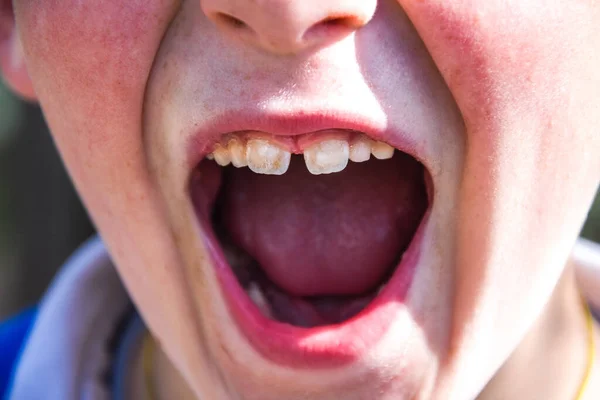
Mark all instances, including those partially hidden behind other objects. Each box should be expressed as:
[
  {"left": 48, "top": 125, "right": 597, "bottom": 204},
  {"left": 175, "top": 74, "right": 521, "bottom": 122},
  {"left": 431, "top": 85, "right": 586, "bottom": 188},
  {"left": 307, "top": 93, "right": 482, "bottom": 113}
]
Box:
[{"left": 0, "top": 81, "right": 599, "bottom": 319}]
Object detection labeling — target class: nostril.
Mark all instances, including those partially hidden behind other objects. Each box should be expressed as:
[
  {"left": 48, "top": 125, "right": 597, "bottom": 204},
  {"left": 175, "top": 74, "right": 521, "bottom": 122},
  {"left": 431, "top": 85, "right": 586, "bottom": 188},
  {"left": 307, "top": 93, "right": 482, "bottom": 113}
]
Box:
[
  {"left": 214, "top": 12, "right": 248, "bottom": 30},
  {"left": 202, "top": 0, "right": 376, "bottom": 55},
  {"left": 303, "top": 14, "right": 365, "bottom": 43},
  {"left": 320, "top": 15, "right": 364, "bottom": 30}
]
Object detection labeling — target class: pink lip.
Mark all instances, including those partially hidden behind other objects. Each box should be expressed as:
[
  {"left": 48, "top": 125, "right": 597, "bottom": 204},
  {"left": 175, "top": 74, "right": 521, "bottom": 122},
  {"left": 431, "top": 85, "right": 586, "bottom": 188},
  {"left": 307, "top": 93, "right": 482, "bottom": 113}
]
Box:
[
  {"left": 185, "top": 109, "right": 426, "bottom": 170},
  {"left": 199, "top": 207, "right": 429, "bottom": 369},
  {"left": 189, "top": 110, "right": 431, "bottom": 368}
]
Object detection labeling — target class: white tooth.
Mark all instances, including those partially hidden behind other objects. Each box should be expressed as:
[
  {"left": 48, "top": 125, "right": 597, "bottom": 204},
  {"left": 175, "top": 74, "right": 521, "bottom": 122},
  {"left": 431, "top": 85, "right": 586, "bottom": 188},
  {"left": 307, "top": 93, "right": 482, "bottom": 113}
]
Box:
[
  {"left": 304, "top": 139, "right": 350, "bottom": 175},
  {"left": 247, "top": 282, "right": 273, "bottom": 318},
  {"left": 349, "top": 137, "right": 372, "bottom": 162},
  {"left": 371, "top": 141, "right": 395, "bottom": 160},
  {"left": 206, "top": 153, "right": 214, "bottom": 160},
  {"left": 228, "top": 138, "right": 248, "bottom": 168},
  {"left": 213, "top": 145, "right": 231, "bottom": 166},
  {"left": 246, "top": 139, "right": 291, "bottom": 175}
]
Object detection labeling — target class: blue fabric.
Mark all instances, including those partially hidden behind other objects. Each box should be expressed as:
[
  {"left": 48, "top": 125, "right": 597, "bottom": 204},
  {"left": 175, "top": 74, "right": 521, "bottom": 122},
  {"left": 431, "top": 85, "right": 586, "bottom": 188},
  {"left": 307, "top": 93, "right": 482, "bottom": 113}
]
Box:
[
  {"left": 0, "top": 307, "right": 37, "bottom": 400},
  {"left": 112, "top": 313, "right": 145, "bottom": 400}
]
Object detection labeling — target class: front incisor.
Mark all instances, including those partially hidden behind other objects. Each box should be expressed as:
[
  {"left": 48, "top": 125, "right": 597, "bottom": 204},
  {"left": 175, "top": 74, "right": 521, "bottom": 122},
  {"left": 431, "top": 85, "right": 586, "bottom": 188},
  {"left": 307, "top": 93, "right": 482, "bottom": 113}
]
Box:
[
  {"left": 246, "top": 139, "right": 291, "bottom": 175},
  {"left": 304, "top": 139, "right": 350, "bottom": 175}
]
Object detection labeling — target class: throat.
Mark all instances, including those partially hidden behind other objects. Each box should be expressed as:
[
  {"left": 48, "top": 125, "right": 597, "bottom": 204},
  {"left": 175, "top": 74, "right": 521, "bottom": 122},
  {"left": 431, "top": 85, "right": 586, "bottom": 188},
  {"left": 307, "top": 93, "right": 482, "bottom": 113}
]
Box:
[
  {"left": 206, "top": 153, "right": 427, "bottom": 327},
  {"left": 216, "top": 154, "right": 427, "bottom": 298}
]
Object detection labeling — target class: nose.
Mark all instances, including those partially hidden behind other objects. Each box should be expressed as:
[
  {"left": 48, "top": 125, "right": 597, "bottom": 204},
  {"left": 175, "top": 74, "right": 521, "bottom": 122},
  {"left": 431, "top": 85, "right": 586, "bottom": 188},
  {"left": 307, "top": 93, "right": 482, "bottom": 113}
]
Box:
[{"left": 201, "top": 0, "right": 377, "bottom": 55}]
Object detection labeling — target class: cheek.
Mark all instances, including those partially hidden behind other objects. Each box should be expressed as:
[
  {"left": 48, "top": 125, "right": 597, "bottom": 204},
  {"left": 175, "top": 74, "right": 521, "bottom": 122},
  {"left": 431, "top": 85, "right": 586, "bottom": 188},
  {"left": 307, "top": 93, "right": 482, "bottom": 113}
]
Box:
[
  {"left": 13, "top": 0, "right": 180, "bottom": 193},
  {"left": 16, "top": 0, "right": 179, "bottom": 127},
  {"left": 398, "top": 0, "right": 600, "bottom": 213},
  {"left": 13, "top": 0, "right": 221, "bottom": 383},
  {"left": 398, "top": 1, "right": 599, "bottom": 136},
  {"left": 406, "top": 0, "right": 599, "bottom": 360},
  {"left": 12, "top": 0, "right": 186, "bottom": 338}
]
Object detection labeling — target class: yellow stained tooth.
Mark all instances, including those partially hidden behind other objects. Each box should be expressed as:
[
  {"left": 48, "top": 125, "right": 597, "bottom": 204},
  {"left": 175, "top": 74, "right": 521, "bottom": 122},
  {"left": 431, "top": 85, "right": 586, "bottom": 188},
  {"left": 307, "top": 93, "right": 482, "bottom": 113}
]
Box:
[
  {"left": 349, "top": 137, "right": 372, "bottom": 163},
  {"left": 213, "top": 145, "right": 231, "bottom": 166},
  {"left": 246, "top": 139, "right": 291, "bottom": 175},
  {"left": 304, "top": 139, "right": 349, "bottom": 175},
  {"left": 228, "top": 138, "right": 248, "bottom": 168},
  {"left": 371, "top": 141, "right": 394, "bottom": 160}
]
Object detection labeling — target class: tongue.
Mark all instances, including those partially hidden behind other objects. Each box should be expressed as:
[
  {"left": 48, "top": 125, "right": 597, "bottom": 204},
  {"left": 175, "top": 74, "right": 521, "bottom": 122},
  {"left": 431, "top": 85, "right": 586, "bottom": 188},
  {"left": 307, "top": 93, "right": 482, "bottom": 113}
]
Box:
[{"left": 220, "top": 152, "right": 427, "bottom": 297}]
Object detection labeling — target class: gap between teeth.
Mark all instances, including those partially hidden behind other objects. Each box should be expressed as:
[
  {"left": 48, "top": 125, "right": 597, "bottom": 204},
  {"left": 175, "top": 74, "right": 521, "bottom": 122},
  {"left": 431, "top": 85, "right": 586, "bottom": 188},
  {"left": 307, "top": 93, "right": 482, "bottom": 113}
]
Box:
[{"left": 208, "top": 135, "right": 394, "bottom": 175}]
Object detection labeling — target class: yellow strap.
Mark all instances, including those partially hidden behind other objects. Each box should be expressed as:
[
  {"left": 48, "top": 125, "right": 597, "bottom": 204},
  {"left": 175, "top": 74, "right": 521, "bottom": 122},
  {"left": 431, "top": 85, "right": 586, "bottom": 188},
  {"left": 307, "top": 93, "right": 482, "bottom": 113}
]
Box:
[
  {"left": 574, "top": 301, "right": 595, "bottom": 400},
  {"left": 142, "top": 332, "right": 158, "bottom": 400}
]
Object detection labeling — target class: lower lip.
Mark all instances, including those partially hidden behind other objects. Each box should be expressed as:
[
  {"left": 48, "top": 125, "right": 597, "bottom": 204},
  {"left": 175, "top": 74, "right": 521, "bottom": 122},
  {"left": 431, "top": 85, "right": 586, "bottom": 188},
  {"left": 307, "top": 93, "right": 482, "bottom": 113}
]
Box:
[{"left": 200, "top": 212, "right": 428, "bottom": 369}]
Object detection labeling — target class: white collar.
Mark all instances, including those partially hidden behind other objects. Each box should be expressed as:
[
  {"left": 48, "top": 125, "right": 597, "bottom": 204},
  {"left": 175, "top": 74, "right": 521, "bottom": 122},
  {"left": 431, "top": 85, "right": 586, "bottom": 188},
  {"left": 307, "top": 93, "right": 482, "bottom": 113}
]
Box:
[{"left": 7, "top": 237, "right": 131, "bottom": 400}]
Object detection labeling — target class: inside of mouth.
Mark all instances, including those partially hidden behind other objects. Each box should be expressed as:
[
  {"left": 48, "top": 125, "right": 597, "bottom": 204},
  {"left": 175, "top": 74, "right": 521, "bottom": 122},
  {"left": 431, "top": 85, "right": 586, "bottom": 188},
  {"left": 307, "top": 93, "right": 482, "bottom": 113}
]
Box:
[{"left": 192, "top": 151, "right": 428, "bottom": 328}]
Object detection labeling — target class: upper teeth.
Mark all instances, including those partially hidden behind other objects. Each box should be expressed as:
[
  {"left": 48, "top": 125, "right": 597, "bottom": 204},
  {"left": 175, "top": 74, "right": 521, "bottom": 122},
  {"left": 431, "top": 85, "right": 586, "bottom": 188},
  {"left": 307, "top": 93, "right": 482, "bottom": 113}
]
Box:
[
  {"left": 371, "top": 140, "right": 395, "bottom": 160},
  {"left": 228, "top": 137, "right": 248, "bottom": 168},
  {"left": 209, "top": 135, "right": 394, "bottom": 175},
  {"left": 246, "top": 138, "right": 291, "bottom": 175},
  {"left": 349, "top": 137, "right": 373, "bottom": 163},
  {"left": 212, "top": 144, "right": 231, "bottom": 166},
  {"left": 304, "top": 139, "right": 349, "bottom": 175}
]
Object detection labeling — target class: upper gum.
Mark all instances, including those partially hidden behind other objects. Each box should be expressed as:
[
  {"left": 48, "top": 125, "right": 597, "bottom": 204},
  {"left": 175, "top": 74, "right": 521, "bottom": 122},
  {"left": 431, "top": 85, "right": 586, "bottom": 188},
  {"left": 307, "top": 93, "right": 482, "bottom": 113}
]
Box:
[{"left": 218, "top": 130, "right": 367, "bottom": 154}]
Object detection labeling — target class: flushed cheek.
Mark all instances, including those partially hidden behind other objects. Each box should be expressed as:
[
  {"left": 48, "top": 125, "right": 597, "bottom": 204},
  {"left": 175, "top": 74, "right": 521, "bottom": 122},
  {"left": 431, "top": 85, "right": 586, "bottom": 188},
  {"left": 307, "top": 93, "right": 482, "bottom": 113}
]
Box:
[
  {"left": 14, "top": 0, "right": 182, "bottom": 286},
  {"left": 398, "top": 0, "right": 599, "bottom": 140},
  {"left": 397, "top": 1, "right": 600, "bottom": 397},
  {"left": 398, "top": 0, "right": 600, "bottom": 251},
  {"left": 13, "top": 0, "right": 223, "bottom": 394},
  {"left": 397, "top": 0, "right": 600, "bottom": 266},
  {"left": 15, "top": 0, "right": 181, "bottom": 170}
]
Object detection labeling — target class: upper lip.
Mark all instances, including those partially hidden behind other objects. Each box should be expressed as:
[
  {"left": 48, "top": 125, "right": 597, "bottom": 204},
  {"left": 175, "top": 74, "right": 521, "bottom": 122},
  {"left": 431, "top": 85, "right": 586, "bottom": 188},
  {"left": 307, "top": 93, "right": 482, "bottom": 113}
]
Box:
[{"left": 185, "top": 107, "right": 427, "bottom": 170}]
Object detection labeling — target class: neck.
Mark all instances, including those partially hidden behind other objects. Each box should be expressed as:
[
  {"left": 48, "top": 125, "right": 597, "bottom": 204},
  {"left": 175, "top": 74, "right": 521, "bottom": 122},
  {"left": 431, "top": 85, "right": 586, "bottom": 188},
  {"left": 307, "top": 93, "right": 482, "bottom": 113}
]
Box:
[
  {"left": 479, "top": 262, "right": 598, "bottom": 400},
  {"left": 144, "top": 338, "right": 197, "bottom": 400}
]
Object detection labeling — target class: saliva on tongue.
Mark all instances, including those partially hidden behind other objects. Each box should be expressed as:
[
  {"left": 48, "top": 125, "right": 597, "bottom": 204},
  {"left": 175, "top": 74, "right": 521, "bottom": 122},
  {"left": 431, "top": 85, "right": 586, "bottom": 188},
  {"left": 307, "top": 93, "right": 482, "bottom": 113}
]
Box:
[{"left": 218, "top": 153, "right": 427, "bottom": 327}]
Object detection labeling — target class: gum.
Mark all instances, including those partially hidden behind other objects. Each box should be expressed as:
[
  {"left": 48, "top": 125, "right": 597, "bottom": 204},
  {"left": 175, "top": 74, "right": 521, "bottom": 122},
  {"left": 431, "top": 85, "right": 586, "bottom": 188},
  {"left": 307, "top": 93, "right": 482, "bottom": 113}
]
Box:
[{"left": 217, "top": 130, "right": 367, "bottom": 154}]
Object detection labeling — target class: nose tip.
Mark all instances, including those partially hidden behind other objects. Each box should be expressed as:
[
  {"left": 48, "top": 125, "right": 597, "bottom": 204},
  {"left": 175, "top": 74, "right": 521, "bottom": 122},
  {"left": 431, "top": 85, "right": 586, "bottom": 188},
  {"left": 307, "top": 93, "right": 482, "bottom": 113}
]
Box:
[{"left": 201, "top": 0, "right": 377, "bottom": 55}]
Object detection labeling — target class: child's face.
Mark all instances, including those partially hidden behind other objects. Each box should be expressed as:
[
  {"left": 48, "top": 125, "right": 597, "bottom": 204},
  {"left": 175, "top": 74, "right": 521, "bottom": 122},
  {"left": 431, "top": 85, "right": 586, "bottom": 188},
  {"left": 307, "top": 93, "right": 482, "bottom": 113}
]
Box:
[{"left": 8, "top": 0, "right": 600, "bottom": 398}]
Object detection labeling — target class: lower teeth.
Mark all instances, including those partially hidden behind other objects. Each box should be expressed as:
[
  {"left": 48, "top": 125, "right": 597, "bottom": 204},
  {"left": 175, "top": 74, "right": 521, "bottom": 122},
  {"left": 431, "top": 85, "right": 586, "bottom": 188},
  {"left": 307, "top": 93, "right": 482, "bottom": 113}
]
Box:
[{"left": 247, "top": 282, "right": 274, "bottom": 319}]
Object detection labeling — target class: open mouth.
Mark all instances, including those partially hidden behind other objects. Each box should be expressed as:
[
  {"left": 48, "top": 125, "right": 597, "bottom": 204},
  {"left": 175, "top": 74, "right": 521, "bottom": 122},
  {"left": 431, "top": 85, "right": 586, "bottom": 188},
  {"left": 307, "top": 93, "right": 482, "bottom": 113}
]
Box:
[{"left": 190, "top": 129, "right": 431, "bottom": 367}]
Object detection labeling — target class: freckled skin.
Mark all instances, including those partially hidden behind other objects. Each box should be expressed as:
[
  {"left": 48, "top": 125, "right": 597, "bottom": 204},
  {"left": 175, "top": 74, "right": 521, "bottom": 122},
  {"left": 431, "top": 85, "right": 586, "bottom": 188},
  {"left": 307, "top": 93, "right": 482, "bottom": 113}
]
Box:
[{"left": 3, "top": 0, "right": 600, "bottom": 399}]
